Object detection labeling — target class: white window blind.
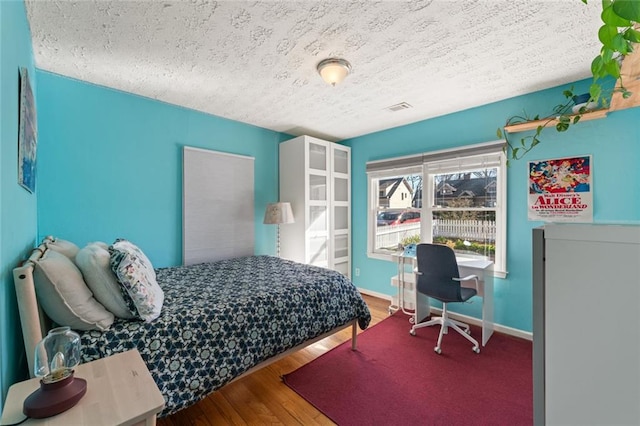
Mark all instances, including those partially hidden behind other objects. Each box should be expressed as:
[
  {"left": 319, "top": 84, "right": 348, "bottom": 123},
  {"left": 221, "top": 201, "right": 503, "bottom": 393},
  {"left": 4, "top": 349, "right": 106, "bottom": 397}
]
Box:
[
  {"left": 366, "top": 140, "right": 504, "bottom": 174},
  {"left": 182, "top": 146, "right": 255, "bottom": 265}
]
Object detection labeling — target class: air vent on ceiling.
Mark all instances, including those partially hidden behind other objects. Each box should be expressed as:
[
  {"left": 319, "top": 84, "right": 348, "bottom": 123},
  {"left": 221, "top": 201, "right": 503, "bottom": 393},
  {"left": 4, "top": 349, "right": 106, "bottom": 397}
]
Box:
[{"left": 385, "top": 102, "right": 412, "bottom": 112}]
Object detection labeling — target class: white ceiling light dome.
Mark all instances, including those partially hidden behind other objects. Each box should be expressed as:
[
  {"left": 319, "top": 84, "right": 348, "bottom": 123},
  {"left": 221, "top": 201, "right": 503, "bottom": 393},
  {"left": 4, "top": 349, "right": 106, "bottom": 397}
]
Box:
[{"left": 317, "top": 58, "right": 352, "bottom": 86}]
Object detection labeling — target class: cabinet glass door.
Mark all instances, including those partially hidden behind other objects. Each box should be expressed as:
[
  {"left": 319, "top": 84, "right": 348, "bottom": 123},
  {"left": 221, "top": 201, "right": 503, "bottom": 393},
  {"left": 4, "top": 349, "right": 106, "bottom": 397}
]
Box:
[
  {"left": 334, "top": 206, "right": 348, "bottom": 231},
  {"left": 309, "top": 237, "right": 328, "bottom": 267},
  {"left": 309, "top": 143, "right": 327, "bottom": 171},
  {"left": 334, "top": 177, "right": 348, "bottom": 202},
  {"left": 333, "top": 147, "right": 348, "bottom": 174},
  {"left": 308, "top": 206, "right": 328, "bottom": 267},
  {"left": 309, "top": 174, "right": 327, "bottom": 200},
  {"left": 334, "top": 261, "right": 349, "bottom": 276},
  {"left": 309, "top": 206, "right": 327, "bottom": 233},
  {"left": 334, "top": 234, "right": 349, "bottom": 259}
]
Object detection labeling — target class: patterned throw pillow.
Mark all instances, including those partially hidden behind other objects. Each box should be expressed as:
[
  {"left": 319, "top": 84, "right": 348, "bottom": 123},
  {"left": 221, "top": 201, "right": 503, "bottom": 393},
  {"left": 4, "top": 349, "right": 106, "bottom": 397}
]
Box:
[{"left": 109, "top": 239, "right": 164, "bottom": 322}]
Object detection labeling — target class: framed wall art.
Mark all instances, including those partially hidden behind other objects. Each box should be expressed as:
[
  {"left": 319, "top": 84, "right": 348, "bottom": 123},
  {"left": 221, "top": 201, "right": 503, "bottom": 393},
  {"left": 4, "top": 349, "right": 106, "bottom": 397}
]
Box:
[
  {"left": 18, "top": 67, "right": 37, "bottom": 193},
  {"left": 528, "top": 155, "right": 592, "bottom": 223}
]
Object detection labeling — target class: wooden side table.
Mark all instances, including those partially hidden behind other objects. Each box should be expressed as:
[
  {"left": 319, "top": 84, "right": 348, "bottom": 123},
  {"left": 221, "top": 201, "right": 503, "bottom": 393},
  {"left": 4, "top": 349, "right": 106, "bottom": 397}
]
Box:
[{"left": 1, "top": 349, "right": 164, "bottom": 426}]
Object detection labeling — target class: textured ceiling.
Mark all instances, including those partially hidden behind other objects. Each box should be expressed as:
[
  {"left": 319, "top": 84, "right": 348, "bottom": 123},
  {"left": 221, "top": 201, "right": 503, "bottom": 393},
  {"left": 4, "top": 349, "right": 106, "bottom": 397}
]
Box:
[{"left": 25, "top": 0, "right": 603, "bottom": 142}]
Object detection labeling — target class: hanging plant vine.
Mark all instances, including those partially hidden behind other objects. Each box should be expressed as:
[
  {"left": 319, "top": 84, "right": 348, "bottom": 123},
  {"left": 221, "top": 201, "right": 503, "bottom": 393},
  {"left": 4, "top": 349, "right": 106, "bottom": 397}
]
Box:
[{"left": 498, "top": 0, "right": 640, "bottom": 163}]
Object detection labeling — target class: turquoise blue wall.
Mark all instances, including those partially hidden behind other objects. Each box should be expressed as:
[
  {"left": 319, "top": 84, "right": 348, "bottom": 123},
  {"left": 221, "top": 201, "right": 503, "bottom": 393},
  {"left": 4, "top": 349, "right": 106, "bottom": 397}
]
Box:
[
  {"left": 36, "top": 71, "right": 287, "bottom": 268},
  {"left": 2, "top": 0, "right": 639, "bottom": 410},
  {"left": 0, "top": 0, "right": 38, "bottom": 411},
  {"left": 344, "top": 80, "right": 640, "bottom": 332}
]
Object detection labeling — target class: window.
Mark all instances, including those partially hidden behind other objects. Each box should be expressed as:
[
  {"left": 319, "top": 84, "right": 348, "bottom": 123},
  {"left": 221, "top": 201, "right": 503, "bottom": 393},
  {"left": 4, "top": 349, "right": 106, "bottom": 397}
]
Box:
[
  {"left": 368, "top": 167, "right": 423, "bottom": 253},
  {"left": 367, "top": 141, "right": 507, "bottom": 278}
]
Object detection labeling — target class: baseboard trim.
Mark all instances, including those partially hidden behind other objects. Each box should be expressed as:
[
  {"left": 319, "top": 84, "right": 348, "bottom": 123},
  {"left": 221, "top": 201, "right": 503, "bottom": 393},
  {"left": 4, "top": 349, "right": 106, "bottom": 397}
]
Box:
[
  {"left": 358, "top": 287, "right": 393, "bottom": 301},
  {"left": 357, "top": 287, "right": 532, "bottom": 341}
]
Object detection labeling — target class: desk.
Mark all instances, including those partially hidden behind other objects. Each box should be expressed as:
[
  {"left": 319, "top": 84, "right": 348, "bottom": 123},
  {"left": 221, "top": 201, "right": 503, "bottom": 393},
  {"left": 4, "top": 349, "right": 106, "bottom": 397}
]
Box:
[
  {"left": 390, "top": 254, "right": 494, "bottom": 346},
  {"left": 1, "top": 349, "right": 165, "bottom": 426}
]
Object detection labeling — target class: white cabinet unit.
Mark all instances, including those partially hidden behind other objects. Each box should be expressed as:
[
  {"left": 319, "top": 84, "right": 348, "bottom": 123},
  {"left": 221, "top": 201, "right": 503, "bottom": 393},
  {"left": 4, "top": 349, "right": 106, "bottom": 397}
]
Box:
[
  {"left": 279, "top": 135, "right": 351, "bottom": 277},
  {"left": 533, "top": 223, "right": 640, "bottom": 426}
]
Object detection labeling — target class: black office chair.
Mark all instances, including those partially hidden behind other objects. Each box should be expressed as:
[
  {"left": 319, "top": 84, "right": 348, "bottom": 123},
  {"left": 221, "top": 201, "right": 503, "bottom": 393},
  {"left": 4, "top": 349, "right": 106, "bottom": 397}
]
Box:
[{"left": 409, "top": 243, "right": 480, "bottom": 354}]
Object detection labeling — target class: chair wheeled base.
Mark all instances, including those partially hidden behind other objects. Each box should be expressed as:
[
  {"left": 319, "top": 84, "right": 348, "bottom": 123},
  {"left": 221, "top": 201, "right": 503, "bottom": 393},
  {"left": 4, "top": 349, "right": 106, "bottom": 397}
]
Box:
[{"left": 410, "top": 303, "right": 480, "bottom": 354}]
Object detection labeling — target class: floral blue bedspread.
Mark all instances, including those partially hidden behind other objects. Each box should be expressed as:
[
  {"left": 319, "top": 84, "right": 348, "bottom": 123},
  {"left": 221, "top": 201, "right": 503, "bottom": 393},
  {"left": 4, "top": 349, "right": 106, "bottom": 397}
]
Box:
[{"left": 80, "top": 255, "right": 371, "bottom": 417}]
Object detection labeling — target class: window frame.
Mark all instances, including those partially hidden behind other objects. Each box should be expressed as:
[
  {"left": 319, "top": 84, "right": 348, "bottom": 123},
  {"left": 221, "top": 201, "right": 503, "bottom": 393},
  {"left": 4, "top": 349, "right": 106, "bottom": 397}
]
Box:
[{"left": 366, "top": 141, "right": 508, "bottom": 278}]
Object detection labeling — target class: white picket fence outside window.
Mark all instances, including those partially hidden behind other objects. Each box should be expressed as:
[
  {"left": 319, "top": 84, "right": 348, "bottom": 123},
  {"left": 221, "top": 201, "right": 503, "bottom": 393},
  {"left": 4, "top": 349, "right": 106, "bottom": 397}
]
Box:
[{"left": 376, "top": 219, "right": 496, "bottom": 249}]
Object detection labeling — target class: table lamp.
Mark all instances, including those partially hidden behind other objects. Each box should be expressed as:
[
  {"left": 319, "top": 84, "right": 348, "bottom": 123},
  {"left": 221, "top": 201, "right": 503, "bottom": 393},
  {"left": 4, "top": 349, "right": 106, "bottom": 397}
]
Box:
[
  {"left": 263, "top": 202, "right": 295, "bottom": 257},
  {"left": 23, "top": 326, "right": 87, "bottom": 418}
]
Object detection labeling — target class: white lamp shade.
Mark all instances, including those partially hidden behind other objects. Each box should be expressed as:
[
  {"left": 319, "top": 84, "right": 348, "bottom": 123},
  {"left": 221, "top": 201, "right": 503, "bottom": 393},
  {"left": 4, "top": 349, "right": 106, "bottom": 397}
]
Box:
[{"left": 263, "top": 202, "right": 294, "bottom": 225}]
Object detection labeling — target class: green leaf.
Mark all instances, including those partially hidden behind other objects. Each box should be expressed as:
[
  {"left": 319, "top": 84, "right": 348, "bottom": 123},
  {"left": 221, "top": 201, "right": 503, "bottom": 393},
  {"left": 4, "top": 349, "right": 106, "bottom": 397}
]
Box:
[
  {"left": 599, "top": 24, "right": 620, "bottom": 50},
  {"left": 604, "top": 56, "right": 622, "bottom": 77},
  {"left": 601, "top": 47, "right": 615, "bottom": 63},
  {"left": 562, "top": 89, "right": 574, "bottom": 98},
  {"left": 623, "top": 90, "right": 632, "bottom": 99},
  {"left": 623, "top": 28, "right": 640, "bottom": 43},
  {"left": 512, "top": 147, "right": 520, "bottom": 158},
  {"left": 558, "top": 115, "right": 571, "bottom": 124},
  {"left": 591, "top": 55, "right": 605, "bottom": 77},
  {"left": 612, "top": 33, "right": 630, "bottom": 54},
  {"left": 573, "top": 115, "right": 582, "bottom": 124},
  {"left": 556, "top": 122, "right": 570, "bottom": 132},
  {"left": 602, "top": 4, "right": 632, "bottom": 26},
  {"left": 531, "top": 138, "right": 540, "bottom": 147},
  {"left": 497, "top": 128, "right": 503, "bottom": 138},
  {"left": 612, "top": 0, "right": 640, "bottom": 22}
]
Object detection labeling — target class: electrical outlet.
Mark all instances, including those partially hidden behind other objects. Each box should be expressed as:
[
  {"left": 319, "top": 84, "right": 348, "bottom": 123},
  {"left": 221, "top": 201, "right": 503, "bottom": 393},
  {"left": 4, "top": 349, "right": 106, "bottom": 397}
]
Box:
[{"left": 355, "top": 268, "right": 360, "bottom": 276}]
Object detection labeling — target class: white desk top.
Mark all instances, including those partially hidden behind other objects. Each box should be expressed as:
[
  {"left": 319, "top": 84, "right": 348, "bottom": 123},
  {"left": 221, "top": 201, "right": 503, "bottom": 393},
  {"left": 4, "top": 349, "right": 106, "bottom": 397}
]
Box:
[
  {"left": 393, "top": 253, "right": 493, "bottom": 271},
  {"left": 456, "top": 258, "right": 493, "bottom": 270}
]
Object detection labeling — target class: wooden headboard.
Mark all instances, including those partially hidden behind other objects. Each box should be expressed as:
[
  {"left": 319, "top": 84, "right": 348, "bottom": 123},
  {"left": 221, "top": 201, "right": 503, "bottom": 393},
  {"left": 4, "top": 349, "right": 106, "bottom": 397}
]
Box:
[{"left": 13, "top": 236, "right": 55, "bottom": 378}]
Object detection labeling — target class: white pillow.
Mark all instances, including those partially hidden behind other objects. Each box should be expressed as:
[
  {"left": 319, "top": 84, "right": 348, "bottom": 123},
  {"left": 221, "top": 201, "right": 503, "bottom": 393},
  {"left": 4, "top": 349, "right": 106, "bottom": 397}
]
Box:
[
  {"left": 33, "top": 249, "right": 114, "bottom": 331},
  {"left": 109, "top": 239, "right": 163, "bottom": 322},
  {"left": 46, "top": 237, "right": 80, "bottom": 259},
  {"left": 88, "top": 241, "right": 109, "bottom": 251},
  {"left": 75, "top": 243, "right": 135, "bottom": 319}
]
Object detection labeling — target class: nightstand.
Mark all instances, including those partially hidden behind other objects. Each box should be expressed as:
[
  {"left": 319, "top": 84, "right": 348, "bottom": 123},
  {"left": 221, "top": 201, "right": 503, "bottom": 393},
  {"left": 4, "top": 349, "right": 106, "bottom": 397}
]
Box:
[{"left": 1, "top": 349, "right": 164, "bottom": 426}]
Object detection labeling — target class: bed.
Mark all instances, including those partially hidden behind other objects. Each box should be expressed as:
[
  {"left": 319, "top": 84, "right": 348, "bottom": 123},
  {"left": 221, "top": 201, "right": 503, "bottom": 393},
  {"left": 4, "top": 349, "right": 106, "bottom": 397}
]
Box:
[{"left": 13, "top": 237, "right": 371, "bottom": 417}]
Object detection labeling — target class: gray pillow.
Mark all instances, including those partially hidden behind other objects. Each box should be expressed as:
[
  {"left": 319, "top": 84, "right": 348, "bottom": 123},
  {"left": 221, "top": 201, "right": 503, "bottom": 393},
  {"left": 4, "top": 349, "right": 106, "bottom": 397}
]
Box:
[
  {"left": 75, "top": 243, "right": 135, "bottom": 319},
  {"left": 34, "top": 249, "right": 114, "bottom": 331}
]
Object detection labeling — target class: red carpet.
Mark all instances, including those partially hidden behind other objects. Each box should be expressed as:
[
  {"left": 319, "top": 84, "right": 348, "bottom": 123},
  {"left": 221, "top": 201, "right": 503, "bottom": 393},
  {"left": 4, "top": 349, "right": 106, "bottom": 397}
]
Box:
[{"left": 283, "top": 313, "right": 532, "bottom": 426}]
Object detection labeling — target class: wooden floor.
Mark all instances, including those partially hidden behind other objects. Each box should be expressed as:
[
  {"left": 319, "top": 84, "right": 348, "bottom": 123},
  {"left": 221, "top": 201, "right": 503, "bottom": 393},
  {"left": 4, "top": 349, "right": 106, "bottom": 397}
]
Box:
[{"left": 157, "top": 294, "right": 389, "bottom": 426}]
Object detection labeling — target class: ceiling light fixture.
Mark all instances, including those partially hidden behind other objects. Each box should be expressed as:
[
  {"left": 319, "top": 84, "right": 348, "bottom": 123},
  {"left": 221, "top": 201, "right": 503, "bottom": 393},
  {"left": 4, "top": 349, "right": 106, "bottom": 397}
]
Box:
[{"left": 317, "top": 58, "right": 352, "bottom": 86}]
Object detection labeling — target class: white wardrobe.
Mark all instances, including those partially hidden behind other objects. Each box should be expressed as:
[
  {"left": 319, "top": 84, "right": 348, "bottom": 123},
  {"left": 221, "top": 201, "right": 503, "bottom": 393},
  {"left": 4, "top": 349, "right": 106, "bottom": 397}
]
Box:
[
  {"left": 279, "top": 135, "right": 351, "bottom": 277},
  {"left": 533, "top": 223, "right": 640, "bottom": 426}
]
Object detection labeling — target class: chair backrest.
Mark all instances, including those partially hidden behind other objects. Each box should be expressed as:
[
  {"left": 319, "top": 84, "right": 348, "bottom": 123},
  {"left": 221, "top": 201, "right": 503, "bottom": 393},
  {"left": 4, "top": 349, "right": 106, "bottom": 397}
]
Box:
[{"left": 415, "top": 243, "right": 462, "bottom": 303}]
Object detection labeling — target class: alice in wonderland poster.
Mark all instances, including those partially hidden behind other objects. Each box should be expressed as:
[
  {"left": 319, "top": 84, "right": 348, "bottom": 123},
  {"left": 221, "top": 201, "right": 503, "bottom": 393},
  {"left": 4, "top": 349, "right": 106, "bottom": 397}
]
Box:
[{"left": 528, "top": 155, "right": 592, "bottom": 222}]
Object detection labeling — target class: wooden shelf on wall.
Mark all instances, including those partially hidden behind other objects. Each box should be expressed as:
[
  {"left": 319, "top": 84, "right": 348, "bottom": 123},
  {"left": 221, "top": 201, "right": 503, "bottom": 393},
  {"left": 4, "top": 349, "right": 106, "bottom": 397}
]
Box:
[
  {"left": 504, "top": 109, "right": 608, "bottom": 133},
  {"left": 505, "top": 35, "right": 639, "bottom": 134}
]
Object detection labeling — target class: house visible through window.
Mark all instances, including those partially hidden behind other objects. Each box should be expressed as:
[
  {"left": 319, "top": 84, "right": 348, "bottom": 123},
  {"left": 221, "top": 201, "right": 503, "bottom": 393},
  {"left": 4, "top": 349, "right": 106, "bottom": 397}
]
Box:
[{"left": 367, "top": 141, "right": 507, "bottom": 277}]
